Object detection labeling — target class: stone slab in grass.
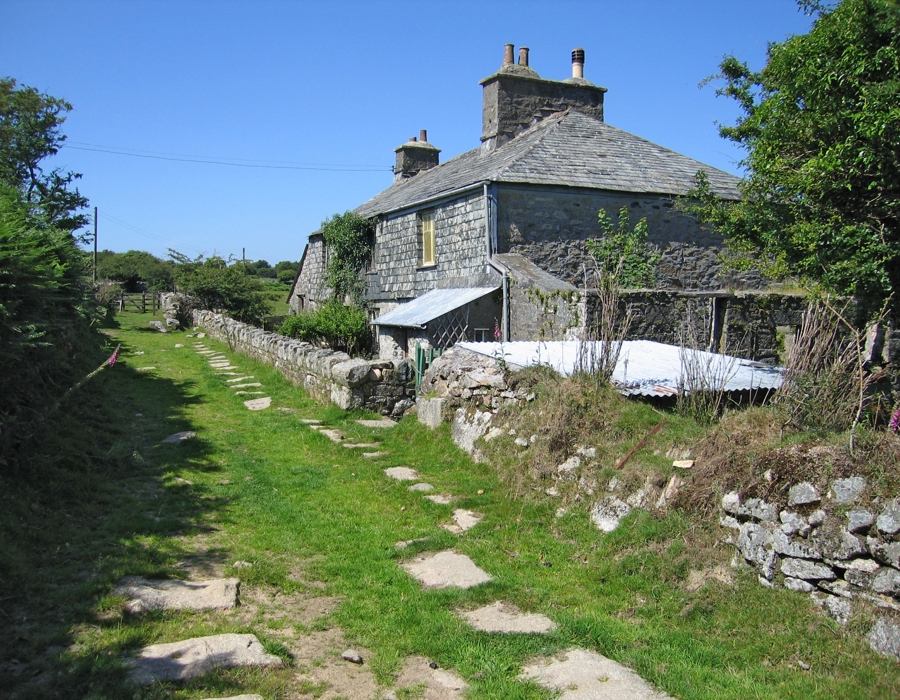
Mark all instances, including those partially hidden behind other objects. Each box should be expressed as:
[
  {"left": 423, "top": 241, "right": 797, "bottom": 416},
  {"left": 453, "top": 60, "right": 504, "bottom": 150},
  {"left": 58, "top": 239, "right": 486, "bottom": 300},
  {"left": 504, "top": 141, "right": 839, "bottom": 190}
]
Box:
[
  {"left": 442, "top": 509, "right": 482, "bottom": 534},
  {"left": 393, "top": 655, "right": 467, "bottom": 699},
  {"left": 113, "top": 577, "right": 239, "bottom": 613},
  {"left": 425, "top": 494, "right": 454, "bottom": 505},
  {"left": 235, "top": 391, "right": 265, "bottom": 396},
  {"left": 401, "top": 550, "right": 492, "bottom": 589},
  {"left": 243, "top": 397, "right": 272, "bottom": 411},
  {"left": 225, "top": 376, "right": 255, "bottom": 383},
  {"left": 320, "top": 429, "right": 346, "bottom": 443},
  {"left": 137, "top": 366, "right": 156, "bottom": 371},
  {"left": 460, "top": 601, "right": 556, "bottom": 634},
  {"left": 212, "top": 365, "right": 239, "bottom": 371},
  {"left": 384, "top": 467, "right": 418, "bottom": 481},
  {"left": 363, "top": 451, "right": 390, "bottom": 458},
  {"left": 521, "top": 648, "right": 672, "bottom": 699},
  {"left": 214, "top": 372, "right": 239, "bottom": 376},
  {"left": 343, "top": 442, "right": 380, "bottom": 449},
  {"left": 409, "top": 483, "right": 434, "bottom": 492},
  {"left": 356, "top": 418, "right": 396, "bottom": 428},
  {"left": 161, "top": 431, "right": 197, "bottom": 444},
  {"left": 127, "top": 633, "right": 282, "bottom": 685},
  {"left": 200, "top": 695, "right": 264, "bottom": 700},
  {"left": 230, "top": 382, "right": 263, "bottom": 389},
  {"left": 299, "top": 418, "right": 321, "bottom": 424}
]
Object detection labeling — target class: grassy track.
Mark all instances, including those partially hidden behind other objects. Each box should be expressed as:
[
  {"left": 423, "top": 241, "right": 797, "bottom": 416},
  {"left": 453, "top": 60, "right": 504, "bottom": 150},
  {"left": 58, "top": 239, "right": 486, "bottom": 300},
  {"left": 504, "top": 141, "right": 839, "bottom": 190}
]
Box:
[{"left": 1, "top": 312, "right": 897, "bottom": 699}]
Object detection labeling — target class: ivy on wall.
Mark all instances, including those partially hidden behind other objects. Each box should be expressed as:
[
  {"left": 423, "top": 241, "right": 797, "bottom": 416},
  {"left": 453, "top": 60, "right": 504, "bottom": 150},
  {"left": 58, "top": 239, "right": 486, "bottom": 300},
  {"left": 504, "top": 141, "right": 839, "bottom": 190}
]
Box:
[{"left": 321, "top": 211, "right": 374, "bottom": 305}]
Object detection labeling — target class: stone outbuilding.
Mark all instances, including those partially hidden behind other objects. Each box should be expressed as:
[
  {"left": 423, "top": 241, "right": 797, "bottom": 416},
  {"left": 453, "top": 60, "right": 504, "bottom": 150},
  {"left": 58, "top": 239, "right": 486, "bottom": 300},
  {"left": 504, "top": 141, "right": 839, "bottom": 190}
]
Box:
[{"left": 290, "top": 44, "right": 798, "bottom": 362}]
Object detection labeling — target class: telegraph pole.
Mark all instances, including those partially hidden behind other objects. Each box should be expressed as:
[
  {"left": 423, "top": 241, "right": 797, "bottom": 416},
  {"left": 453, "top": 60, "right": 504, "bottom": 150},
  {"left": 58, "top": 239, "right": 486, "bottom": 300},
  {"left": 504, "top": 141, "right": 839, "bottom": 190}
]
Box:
[{"left": 93, "top": 206, "right": 98, "bottom": 283}]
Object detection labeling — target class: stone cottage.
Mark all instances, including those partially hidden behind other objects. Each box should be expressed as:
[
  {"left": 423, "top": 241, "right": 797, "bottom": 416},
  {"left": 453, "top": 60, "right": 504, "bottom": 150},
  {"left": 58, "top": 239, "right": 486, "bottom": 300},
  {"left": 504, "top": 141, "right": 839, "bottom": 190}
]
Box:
[{"left": 290, "top": 44, "right": 799, "bottom": 362}]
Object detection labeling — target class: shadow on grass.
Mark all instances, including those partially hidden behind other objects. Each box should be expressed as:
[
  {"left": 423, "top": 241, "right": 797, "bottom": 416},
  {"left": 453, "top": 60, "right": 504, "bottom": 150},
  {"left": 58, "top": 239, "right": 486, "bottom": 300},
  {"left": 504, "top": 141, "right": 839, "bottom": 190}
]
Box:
[{"left": 0, "top": 358, "right": 232, "bottom": 699}]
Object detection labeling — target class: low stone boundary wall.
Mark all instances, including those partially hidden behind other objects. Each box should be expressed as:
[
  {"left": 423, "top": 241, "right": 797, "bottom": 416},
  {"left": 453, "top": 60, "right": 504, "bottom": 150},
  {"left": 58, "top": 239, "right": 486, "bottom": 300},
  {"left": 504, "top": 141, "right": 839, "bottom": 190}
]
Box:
[
  {"left": 193, "top": 310, "right": 416, "bottom": 416},
  {"left": 720, "top": 474, "right": 900, "bottom": 657}
]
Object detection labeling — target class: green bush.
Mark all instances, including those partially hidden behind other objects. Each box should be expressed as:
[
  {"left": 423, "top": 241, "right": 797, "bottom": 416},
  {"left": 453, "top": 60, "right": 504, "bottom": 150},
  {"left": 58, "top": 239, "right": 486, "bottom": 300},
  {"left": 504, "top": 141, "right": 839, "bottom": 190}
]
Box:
[
  {"left": 279, "top": 301, "right": 369, "bottom": 355},
  {"left": 171, "top": 253, "right": 271, "bottom": 325},
  {"left": 0, "top": 187, "right": 104, "bottom": 466}
]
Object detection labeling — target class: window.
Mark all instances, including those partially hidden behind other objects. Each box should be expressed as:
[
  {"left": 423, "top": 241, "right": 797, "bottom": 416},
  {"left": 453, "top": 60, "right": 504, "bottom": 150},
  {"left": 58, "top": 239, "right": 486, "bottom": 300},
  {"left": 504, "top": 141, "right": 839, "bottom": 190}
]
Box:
[{"left": 418, "top": 209, "right": 435, "bottom": 267}]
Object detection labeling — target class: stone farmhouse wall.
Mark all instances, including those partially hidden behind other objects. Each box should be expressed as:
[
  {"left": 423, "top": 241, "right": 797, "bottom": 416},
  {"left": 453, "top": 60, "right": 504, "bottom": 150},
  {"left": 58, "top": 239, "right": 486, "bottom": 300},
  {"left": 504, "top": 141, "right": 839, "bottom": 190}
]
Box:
[
  {"left": 496, "top": 183, "right": 765, "bottom": 291},
  {"left": 364, "top": 191, "right": 499, "bottom": 307},
  {"left": 193, "top": 310, "right": 416, "bottom": 416},
  {"left": 508, "top": 286, "right": 806, "bottom": 363},
  {"left": 290, "top": 233, "right": 328, "bottom": 314}
]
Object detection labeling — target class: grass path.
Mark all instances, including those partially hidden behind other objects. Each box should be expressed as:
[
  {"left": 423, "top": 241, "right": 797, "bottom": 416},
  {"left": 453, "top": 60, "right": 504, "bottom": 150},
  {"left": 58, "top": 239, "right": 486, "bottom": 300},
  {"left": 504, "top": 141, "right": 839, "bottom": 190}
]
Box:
[{"left": 2, "top": 313, "right": 898, "bottom": 699}]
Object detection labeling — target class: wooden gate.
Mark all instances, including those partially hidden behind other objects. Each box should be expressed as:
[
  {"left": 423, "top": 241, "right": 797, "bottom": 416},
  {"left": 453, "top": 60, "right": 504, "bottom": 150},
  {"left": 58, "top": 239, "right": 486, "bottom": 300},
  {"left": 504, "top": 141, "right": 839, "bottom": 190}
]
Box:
[{"left": 119, "top": 292, "right": 161, "bottom": 313}]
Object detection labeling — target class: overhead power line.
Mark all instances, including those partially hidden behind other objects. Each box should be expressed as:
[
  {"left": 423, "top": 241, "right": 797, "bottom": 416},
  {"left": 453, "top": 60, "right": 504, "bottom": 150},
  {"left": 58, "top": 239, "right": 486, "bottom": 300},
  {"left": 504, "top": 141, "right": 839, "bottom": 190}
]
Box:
[
  {"left": 100, "top": 210, "right": 205, "bottom": 255},
  {"left": 62, "top": 141, "right": 392, "bottom": 172}
]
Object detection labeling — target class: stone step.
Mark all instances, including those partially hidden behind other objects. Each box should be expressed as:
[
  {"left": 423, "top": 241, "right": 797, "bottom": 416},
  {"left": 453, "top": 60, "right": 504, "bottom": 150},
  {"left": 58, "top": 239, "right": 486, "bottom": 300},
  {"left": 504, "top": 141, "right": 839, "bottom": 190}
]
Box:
[
  {"left": 521, "top": 648, "right": 673, "bottom": 699},
  {"left": 401, "top": 550, "right": 492, "bottom": 589},
  {"left": 127, "top": 633, "right": 281, "bottom": 685},
  {"left": 112, "top": 577, "right": 239, "bottom": 613},
  {"left": 460, "top": 601, "right": 556, "bottom": 634}
]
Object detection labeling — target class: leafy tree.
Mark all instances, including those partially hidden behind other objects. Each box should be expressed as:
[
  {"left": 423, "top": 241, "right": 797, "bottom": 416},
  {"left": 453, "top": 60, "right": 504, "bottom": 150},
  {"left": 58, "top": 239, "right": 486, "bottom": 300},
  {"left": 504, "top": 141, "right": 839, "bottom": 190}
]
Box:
[
  {"left": 321, "top": 212, "right": 374, "bottom": 304},
  {"left": 275, "top": 260, "right": 299, "bottom": 285},
  {"left": 0, "top": 186, "right": 102, "bottom": 461},
  {"left": 586, "top": 207, "right": 659, "bottom": 288},
  {"left": 274, "top": 260, "right": 299, "bottom": 273},
  {"left": 276, "top": 268, "right": 296, "bottom": 284},
  {"left": 170, "top": 252, "right": 271, "bottom": 325},
  {"left": 0, "top": 77, "right": 89, "bottom": 233},
  {"left": 682, "top": 0, "right": 900, "bottom": 308},
  {"left": 96, "top": 249, "right": 174, "bottom": 291}
]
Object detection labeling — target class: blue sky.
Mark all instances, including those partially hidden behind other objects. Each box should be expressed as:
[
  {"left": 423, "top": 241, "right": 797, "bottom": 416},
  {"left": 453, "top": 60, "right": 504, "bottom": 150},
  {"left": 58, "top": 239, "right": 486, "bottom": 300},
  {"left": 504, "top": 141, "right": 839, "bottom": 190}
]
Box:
[{"left": 1, "top": 0, "right": 814, "bottom": 265}]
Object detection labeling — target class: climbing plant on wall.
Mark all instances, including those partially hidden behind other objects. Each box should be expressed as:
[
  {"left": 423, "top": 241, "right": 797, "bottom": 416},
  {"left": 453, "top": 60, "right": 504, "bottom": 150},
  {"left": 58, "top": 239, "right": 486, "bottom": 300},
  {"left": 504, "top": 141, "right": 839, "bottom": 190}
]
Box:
[
  {"left": 586, "top": 207, "right": 659, "bottom": 289},
  {"left": 321, "top": 211, "right": 374, "bottom": 305}
]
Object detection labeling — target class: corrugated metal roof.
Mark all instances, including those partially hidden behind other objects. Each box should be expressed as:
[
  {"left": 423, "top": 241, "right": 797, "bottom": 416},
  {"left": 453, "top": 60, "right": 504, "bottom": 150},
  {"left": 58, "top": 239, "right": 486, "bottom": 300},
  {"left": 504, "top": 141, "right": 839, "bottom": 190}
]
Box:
[
  {"left": 371, "top": 287, "right": 500, "bottom": 328},
  {"left": 456, "top": 340, "right": 783, "bottom": 397}
]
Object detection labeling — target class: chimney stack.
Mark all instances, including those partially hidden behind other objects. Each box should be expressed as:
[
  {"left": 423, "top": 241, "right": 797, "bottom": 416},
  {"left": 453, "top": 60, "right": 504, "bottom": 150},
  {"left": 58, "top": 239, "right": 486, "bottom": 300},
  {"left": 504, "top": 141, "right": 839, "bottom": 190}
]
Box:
[
  {"left": 393, "top": 130, "right": 440, "bottom": 182},
  {"left": 480, "top": 43, "right": 606, "bottom": 150},
  {"left": 572, "top": 48, "right": 585, "bottom": 79},
  {"left": 518, "top": 47, "right": 530, "bottom": 67}
]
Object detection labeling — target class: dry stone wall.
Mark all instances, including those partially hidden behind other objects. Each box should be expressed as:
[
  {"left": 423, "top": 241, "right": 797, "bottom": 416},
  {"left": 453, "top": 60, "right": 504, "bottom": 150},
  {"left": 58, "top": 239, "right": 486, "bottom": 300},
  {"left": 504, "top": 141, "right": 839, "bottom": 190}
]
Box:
[
  {"left": 720, "top": 474, "right": 900, "bottom": 658},
  {"left": 193, "top": 310, "right": 416, "bottom": 416}
]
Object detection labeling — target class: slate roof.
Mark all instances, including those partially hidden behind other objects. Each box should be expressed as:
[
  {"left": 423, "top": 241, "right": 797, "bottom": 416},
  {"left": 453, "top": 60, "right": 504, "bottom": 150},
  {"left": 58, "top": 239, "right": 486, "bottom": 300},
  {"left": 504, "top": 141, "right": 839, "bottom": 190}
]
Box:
[{"left": 355, "top": 110, "right": 741, "bottom": 218}]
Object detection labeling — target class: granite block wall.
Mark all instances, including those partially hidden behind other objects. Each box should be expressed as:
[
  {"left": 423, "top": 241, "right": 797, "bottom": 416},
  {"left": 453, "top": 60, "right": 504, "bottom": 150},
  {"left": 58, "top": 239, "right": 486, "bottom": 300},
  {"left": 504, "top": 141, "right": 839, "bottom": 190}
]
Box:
[
  {"left": 496, "top": 183, "right": 765, "bottom": 291},
  {"left": 290, "top": 234, "right": 329, "bottom": 313},
  {"left": 194, "top": 310, "right": 416, "bottom": 416}
]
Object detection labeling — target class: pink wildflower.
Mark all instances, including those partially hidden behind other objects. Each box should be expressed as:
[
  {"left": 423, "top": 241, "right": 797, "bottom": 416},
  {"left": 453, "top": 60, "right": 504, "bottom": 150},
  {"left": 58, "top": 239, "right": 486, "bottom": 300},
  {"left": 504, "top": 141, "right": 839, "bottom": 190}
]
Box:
[
  {"left": 890, "top": 408, "right": 900, "bottom": 434},
  {"left": 108, "top": 344, "right": 120, "bottom": 367},
  {"left": 493, "top": 320, "right": 501, "bottom": 341}
]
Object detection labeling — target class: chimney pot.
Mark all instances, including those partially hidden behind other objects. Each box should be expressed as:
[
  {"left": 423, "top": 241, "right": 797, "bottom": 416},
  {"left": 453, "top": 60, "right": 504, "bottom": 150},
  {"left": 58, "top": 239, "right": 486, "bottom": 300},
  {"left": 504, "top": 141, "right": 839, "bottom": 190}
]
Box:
[
  {"left": 503, "top": 44, "right": 514, "bottom": 65},
  {"left": 572, "top": 48, "right": 585, "bottom": 79},
  {"left": 518, "top": 47, "right": 529, "bottom": 67},
  {"left": 419, "top": 129, "right": 427, "bottom": 143},
  {"left": 409, "top": 136, "right": 417, "bottom": 142}
]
